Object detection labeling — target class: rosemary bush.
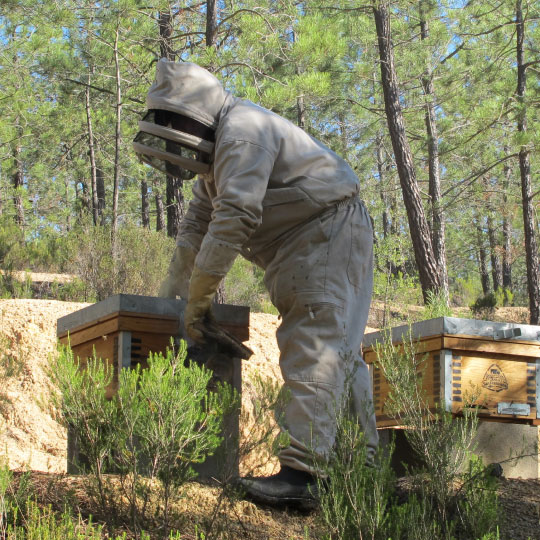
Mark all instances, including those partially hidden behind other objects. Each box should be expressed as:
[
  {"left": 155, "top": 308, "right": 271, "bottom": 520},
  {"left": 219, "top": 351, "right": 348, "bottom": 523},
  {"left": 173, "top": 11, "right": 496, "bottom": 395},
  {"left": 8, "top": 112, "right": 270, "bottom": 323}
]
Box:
[{"left": 51, "top": 341, "right": 235, "bottom": 536}]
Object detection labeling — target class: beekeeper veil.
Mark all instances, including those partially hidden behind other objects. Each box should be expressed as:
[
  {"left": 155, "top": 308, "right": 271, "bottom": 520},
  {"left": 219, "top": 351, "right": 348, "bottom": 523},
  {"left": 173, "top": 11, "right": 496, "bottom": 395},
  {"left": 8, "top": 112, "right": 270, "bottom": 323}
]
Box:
[{"left": 133, "top": 59, "right": 229, "bottom": 179}]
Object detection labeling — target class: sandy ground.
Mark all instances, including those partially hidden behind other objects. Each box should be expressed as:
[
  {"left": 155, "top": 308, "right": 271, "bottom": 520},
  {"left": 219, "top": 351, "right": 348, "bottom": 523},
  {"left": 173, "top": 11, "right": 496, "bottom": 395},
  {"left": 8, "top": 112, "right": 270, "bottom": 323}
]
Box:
[
  {"left": 0, "top": 298, "right": 286, "bottom": 474},
  {"left": 0, "top": 295, "right": 531, "bottom": 474},
  {"left": 0, "top": 299, "right": 90, "bottom": 472}
]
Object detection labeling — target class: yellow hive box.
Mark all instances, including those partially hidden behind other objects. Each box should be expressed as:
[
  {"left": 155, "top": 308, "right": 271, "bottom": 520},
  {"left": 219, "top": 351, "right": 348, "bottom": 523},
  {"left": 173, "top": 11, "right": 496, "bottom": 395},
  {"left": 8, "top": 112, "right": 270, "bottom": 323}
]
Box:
[
  {"left": 57, "top": 294, "right": 249, "bottom": 398},
  {"left": 56, "top": 294, "right": 250, "bottom": 478},
  {"left": 363, "top": 317, "right": 540, "bottom": 428}
]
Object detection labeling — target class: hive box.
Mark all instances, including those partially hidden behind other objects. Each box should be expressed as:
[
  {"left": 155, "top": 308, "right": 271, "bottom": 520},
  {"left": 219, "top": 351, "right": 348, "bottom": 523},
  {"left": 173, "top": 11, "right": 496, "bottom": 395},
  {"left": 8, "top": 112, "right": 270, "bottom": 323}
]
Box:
[
  {"left": 363, "top": 317, "right": 540, "bottom": 428},
  {"left": 57, "top": 294, "right": 249, "bottom": 397},
  {"left": 57, "top": 294, "right": 250, "bottom": 478}
]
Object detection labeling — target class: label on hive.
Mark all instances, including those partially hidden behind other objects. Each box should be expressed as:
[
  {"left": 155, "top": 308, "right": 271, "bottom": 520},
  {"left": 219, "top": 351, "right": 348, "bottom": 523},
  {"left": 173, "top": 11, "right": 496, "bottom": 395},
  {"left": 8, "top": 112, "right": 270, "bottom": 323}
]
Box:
[
  {"left": 482, "top": 364, "right": 509, "bottom": 392},
  {"left": 496, "top": 402, "right": 531, "bottom": 416}
]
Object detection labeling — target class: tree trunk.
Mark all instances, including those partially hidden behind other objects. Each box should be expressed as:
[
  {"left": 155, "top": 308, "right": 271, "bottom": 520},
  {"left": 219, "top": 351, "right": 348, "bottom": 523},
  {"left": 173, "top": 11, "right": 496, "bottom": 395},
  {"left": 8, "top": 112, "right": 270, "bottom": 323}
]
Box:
[
  {"left": 12, "top": 131, "right": 25, "bottom": 227},
  {"left": 166, "top": 176, "right": 183, "bottom": 239},
  {"left": 420, "top": 0, "right": 448, "bottom": 301},
  {"left": 155, "top": 193, "right": 165, "bottom": 232},
  {"left": 487, "top": 213, "right": 502, "bottom": 292},
  {"left": 339, "top": 111, "right": 348, "bottom": 158},
  {"left": 96, "top": 165, "right": 106, "bottom": 225},
  {"left": 297, "top": 94, "right": 306, "bottom": 130},
  {"left": 159, "top": 11, "right": 174, "bottom": 60},
  {"left": 158, "top": 10, "right": 186, "bottom": 238},
  {"left": 77, "top": 178, "right": 91, "bottom": 218},
  {"left": 65, "top": 176, "right": 73, "bottom": 232},
  {"left": 376, "top": 134, "right": 390, "bottom": 239},
  {"left": 475, "top": 217, "right": 490, "bottom": 295},
  {"left": 111, "top": 26, "right": 122, "bottom": 247},
  {"left": 389, "top": 168, "right": 398, "bottom": 237},
  {"left": 502, "top": 157, "right": 512, "bottom": 291},
  {"left": 292, "top": 31, "right": 306, "bottom": 130},
  {"left": 141, "top": 179, "right": 150, "bottom": 229},
  {"left": 206, "top": 0, "right": 218, "bottom": 48},
  {"left": 372, "top": 1, "right": 441, "bottom": 302},
  {"left": 85, "top": 74, "right": 100, "bottom": 227},
  {"left": 515, "top": 0, "right": 540, "bottom": 324}
]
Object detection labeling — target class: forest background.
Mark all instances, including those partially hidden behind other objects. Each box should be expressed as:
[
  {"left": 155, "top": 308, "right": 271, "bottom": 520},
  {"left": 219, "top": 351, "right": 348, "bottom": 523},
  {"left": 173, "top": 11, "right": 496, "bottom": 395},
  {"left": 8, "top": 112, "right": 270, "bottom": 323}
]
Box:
[{"left": 1, "top": 0, "right": 539, "bottom": 323}]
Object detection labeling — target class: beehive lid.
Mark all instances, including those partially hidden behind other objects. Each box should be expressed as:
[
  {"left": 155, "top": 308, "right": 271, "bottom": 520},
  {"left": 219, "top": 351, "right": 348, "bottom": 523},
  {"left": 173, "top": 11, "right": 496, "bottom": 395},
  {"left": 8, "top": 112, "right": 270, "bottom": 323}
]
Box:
[
  {"left": 57, "top": 294, "right": 250, "bottom": 337},
  {"left": 363, "top": 317, "right": 540, "bottom": 350}
]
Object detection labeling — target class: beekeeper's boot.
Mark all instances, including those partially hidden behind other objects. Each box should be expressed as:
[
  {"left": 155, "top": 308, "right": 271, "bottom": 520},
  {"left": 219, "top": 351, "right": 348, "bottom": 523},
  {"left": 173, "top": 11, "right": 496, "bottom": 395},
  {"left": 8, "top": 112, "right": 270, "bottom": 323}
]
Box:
[{"left": 237, "top": 466, "right": 319, "bottom": 511}]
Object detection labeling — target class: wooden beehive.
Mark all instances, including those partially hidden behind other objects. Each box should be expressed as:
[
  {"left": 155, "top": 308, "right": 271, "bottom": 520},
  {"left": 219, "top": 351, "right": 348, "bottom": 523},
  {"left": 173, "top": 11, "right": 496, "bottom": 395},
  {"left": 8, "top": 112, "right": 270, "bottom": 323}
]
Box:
[
  {"left": 363, "top": 317, "right": 540, "bottom": 428},
  {"left": 57, "top": 294, "right": 249, "bottom": 398},
  {"left": 56, "top": 294, "right": 250, "bottom": 478}
]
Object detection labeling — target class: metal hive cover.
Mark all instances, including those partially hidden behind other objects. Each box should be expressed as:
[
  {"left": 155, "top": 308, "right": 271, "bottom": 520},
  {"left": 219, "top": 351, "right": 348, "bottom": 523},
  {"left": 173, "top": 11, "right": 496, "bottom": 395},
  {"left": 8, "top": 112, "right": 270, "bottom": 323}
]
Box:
[{"left": 363, "top": 316, "right": 540, "bottom": 349}]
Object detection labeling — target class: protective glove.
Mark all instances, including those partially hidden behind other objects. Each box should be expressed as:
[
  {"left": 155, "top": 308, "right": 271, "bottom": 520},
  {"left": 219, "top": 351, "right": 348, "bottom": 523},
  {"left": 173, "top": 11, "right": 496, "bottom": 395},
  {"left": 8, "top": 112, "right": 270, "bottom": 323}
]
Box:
[
  {"left": 184, "top": 265, "right": 222, "bottom": 343},
  {"left": 158, "top": 244, "right": 197, "bottom": 299}
]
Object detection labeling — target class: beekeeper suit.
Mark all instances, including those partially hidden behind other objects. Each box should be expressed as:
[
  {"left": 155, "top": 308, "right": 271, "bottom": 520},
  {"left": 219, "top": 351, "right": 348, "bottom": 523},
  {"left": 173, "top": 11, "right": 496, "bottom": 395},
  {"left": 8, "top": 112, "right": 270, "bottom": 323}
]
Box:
[{"left": 134, "top": 59, "right": 378, "bottom": 510}]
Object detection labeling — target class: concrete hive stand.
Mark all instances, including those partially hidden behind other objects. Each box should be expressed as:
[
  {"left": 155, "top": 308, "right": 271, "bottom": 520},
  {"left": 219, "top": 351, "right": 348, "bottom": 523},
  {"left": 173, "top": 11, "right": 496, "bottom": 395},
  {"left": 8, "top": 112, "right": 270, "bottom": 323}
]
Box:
[
  {"left": 363, "top": 317, "right": 540, "bottom": 479},
  {"left": 57, "top": 294, "right": 250, "bottom": 481}
]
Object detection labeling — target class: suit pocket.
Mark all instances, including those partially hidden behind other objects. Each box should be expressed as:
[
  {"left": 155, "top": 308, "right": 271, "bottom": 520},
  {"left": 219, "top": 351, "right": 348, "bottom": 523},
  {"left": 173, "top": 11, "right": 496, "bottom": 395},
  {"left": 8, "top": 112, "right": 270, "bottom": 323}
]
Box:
[{"left": 346, "top": 218, "right": 373, "bottom": 290}]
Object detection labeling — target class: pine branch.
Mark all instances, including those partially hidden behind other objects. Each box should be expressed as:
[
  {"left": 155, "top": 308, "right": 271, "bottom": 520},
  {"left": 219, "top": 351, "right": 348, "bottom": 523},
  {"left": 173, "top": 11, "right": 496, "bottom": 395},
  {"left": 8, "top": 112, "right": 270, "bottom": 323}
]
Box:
[
  {"left": 218, "top": 62, "right": 288, "bottom": 86},
  {"left": 460, "top": 20, "right": 516, "bottom": 37},
  {"left": 63, "top": 79, "right": 144, "bottom": 105},
  {"left": 441, "top": 153, "right": 519, "bottom": 209},
  {"left": 439, "top": 42, "right": 465, "bottom": 64},
  {"left": 53, "top": 134, "right": 87, "bottom": 170}
]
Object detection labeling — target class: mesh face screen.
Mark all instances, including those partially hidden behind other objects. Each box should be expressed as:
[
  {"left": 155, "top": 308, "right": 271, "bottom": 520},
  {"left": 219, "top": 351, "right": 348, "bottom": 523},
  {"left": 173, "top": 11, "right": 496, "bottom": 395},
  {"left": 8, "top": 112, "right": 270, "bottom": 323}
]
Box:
[
  {"left": 152, "top": 109, "right": 215, "bottom": 142},
  {"left": 133, "top": 129, "right": 211, "bottom": 179}
]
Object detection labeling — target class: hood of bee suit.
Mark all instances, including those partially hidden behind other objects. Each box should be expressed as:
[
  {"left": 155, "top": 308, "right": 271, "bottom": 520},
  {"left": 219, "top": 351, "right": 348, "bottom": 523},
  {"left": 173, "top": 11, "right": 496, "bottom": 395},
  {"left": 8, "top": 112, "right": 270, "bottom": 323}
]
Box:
[
  {"left": 133, "top": 59, "right": 230, "bottom": 178},
  {"left": 146, "top": 59, "right": 230, "bottom": 130}
]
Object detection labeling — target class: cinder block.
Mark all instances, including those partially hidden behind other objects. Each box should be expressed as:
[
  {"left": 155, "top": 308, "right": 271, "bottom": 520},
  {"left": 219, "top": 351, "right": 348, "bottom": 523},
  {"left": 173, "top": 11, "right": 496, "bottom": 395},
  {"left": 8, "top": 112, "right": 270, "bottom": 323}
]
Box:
[
  {"left": 378, "top": 422, "right": 539, "bottom": 479},
  {"left": 473, "top": 422, "right": 539, "bottom": 479}
]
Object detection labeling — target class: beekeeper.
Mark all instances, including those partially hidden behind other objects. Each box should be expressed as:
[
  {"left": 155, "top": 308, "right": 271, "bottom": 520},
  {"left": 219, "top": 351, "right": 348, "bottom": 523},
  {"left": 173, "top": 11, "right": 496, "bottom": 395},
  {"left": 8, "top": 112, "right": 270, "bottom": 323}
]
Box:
[{"left": 133, "top": 59, "right": 378, "bottom": 510}]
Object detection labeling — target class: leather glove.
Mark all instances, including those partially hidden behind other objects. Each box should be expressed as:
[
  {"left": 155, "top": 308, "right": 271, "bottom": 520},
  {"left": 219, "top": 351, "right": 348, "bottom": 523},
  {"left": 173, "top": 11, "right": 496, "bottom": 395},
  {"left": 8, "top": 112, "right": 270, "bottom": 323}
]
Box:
[
  {"left": 184, "top": 266, "right": 222, "bottom": 343},
  {"left": 158, "top": 244, "right": 197, "bottom": 299}
]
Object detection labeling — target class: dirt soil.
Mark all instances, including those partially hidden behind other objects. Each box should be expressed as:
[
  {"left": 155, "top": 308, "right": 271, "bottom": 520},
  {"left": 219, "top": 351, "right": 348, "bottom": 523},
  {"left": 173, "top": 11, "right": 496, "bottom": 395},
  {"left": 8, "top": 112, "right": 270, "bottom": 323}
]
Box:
[{"left": 0, "top": 288, "right": 539, "bottom": 539}]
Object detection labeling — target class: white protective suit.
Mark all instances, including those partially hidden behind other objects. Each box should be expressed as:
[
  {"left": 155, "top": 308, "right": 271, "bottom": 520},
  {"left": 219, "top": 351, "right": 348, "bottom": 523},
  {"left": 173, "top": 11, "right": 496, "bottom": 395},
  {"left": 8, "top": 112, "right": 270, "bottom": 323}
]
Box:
[{"left": 148, "top": 59, "right": 378, "bottom": 472}]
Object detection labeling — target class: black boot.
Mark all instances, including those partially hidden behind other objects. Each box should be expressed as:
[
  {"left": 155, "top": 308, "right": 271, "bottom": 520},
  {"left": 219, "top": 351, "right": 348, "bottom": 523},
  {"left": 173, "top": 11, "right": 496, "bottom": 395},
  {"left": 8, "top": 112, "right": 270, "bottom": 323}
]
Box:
[{"left": 237, "top": 466, "right": 319, "bottom": 511}]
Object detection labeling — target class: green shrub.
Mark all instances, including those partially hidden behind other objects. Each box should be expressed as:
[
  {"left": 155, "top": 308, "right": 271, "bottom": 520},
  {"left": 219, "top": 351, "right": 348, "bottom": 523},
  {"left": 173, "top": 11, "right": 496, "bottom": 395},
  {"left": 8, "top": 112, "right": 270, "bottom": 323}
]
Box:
[
  {"left": 317, "top": 417, "right": 401, "bottom": 540},
  {"left": 0, "top": 460, "right": 33, "bottom": 535},
  {"left": 50, "top": 342, "right": 235, "bottom": 535},
  {"left": 470, "top": 293, "right": 497, "bottom": 320},
  {"left": 421, "top": 289, "right": 453, "bottom": 320},
  {"left": 494, "top": 287, "right": 514, "bottom": 308},
  {"left": 372, "top": 330, "right": 501, "bottom": 539},
  {"left": 316, "top": 329, "right": 503, "bottom": 539},
  {"left": 451, "top": 277, "right": 482, "bottom": 308},
  {"left": 49, "top": 278, "right": 96, "bottom": 303},
  {"left": 64, "top": 220, "right": 174, "bottom": 300},
  {"left": 0, "top": 218, "right": 26, "bottom": 271},
  {"left": 223, "top": 257, "right": 277, "bottom": 313},
  {"left": 470, "top": 288, "right": 516, "bottom": 319},
  {"left": 6, "top": 500, "right": 107, "bottom": 540},
  {"left": 373, "top": 269, "right": 423, "bottom": 308}
]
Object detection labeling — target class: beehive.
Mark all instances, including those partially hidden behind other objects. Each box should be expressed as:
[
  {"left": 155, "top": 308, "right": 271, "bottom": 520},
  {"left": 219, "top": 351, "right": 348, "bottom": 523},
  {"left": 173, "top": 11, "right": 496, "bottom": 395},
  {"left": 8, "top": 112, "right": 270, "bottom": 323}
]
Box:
[
  {"left": 363, "top": 317, "right": 540, "bottom": 428},
  {"left": 57, "top": 294, "right": 249, "bottom": 398},
  {"left": 56, "top": 294, "right": 250, "bottom": 477}
]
